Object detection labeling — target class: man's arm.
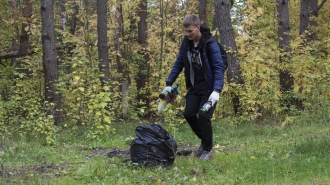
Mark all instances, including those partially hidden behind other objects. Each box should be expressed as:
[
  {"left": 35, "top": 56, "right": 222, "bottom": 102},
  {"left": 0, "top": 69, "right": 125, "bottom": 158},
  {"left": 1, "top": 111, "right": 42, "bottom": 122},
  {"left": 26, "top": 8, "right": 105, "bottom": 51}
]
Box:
[
  {"left": 166, "top": 40, "right": 186, "bottom": 86},
  {"left": 207, "top": 41, "right": 225, "bottom": 92}
]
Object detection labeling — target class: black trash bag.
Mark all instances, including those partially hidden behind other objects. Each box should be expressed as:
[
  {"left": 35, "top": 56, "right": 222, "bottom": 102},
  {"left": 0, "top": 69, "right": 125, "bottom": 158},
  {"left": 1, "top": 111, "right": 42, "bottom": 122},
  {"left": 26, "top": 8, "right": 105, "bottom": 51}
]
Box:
[{"left": 130, "top": 124, "right": 177, "bottom": 168}]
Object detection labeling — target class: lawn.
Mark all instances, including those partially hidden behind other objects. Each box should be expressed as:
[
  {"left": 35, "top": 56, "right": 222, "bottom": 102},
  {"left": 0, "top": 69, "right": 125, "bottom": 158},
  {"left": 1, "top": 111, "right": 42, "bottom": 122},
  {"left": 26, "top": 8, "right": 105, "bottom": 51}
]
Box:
[{"left": 1, "top": 108, "right": 329, "bottom": 184}]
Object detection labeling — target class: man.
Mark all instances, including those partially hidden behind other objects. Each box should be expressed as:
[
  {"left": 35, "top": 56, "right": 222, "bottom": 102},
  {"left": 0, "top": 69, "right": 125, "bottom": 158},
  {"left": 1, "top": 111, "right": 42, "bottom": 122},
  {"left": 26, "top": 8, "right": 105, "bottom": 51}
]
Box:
[{"left": 162, "top": 14, "right": 225, "bottom": 161}]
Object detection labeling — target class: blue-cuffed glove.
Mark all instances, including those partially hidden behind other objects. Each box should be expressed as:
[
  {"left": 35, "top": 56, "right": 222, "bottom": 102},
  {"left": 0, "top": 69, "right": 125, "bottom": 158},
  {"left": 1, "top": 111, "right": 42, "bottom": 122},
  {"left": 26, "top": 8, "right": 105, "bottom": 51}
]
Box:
[
  {"left": 209, "top": 91, "right": 219, "bottom": 106},
  {"left": 162, "top": 86, "right": 172, "bottom": 95}
]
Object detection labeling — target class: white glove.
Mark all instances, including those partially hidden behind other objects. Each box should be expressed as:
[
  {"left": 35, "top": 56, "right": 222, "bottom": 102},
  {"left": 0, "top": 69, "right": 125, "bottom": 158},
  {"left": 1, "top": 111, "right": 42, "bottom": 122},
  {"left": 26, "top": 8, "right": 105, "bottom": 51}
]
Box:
[
  {"left": 209, "top": 91, "right": 219, "bottom": 106},
  {"left": 163, "top": 86, "right": 172, "bottom": 94}
]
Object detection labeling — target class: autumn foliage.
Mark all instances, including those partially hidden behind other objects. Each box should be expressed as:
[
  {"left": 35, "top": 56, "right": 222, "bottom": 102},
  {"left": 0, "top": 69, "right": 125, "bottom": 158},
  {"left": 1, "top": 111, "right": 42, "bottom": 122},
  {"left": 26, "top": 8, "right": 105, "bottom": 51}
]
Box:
[{"left": 0, "top": 0, "right": 329, "bottom": 142}]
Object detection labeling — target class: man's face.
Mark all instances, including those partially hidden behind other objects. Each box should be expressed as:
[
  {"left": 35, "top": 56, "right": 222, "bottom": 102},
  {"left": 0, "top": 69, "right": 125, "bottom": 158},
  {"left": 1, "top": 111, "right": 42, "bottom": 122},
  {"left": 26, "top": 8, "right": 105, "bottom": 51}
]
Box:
[{"left": 184, "top": 25, "right": 200, "bottom": 40}]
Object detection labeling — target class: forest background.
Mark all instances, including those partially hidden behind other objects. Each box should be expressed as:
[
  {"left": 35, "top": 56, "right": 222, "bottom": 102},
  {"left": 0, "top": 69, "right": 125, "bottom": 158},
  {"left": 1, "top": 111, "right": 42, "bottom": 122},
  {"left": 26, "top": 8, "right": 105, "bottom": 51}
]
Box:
[{"left": 0, "top": 0, "right": 329, "bottom": 144}]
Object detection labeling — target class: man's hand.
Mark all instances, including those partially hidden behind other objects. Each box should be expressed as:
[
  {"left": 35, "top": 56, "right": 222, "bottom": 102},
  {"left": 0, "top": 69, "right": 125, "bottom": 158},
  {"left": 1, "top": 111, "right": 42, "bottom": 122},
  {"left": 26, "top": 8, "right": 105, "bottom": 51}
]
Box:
[
  {"left": 162, "top": 86, "right": 172, "bottom": 95},
  {"left": 209, "top": 91, "right": 219, "bottom": 106}
]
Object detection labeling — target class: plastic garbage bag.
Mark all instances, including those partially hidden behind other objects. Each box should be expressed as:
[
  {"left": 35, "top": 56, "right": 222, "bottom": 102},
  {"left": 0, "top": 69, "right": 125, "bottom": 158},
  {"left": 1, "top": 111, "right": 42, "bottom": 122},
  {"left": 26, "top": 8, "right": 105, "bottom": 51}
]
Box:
[{"left": 130, "top": 124, "right": 177, "bottom": 168}]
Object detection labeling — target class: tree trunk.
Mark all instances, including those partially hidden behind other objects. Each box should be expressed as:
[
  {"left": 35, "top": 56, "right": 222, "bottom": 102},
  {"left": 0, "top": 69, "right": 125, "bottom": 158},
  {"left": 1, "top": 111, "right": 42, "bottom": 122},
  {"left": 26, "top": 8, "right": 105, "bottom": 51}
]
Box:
[
  {"left": 114, "top": 0, "right": 129, "bottom": 118},
  {"left": 136, "top": 0, "right": 150, "bottom": 112},
  {"left": 57, "top": 0, "right": 66, "bottom": 76},
  {"left": 297, "top": 0, "right": 310, "bottom": 110},
  {"left": 9, "top": 0, "right": 19, "bottom": 64},
  {"left": 59, "top": 0, "right": 66, "bottom": 31},
  {"left": 2, "top": 0, "right": 20, "bottom": 101},
  {"left": 65, "top": 2, "right": 79, "bottom": 74},
  {"left": 214, "top": 0, "right": 244, "bottom": 115},
  {"left": 212, "top": 7, "right": 219, "bottom": 39},
  {"left": 16, "top": 0, "right": 33, "bottom": 77},
  {"left": 299, "top": 0, "right": 309, "bottom": 35},
  {"left": 276, "top": 0, "right": 296, "bottom": 109},
  {"left": 199, "top": 0, "right": 207, "bottom": 26},
  {"left": 18, "top": 0, "right": 32, "bottom": 57},
  {"left": 308, "top": 0, "right": 318, "bottom": 42},
  {"left": 9, "top": 0, "right": 19, "bottom": 54},
  {"left": 41, "top": 0, "right": 63, "bottom": 124},
  {"left": 69, "top": 3, "right": 78, "bottom": 35},
  {"left": 97, "top": 0, "right": 110, "bottom": 86},
  {"left": 115, "top": 0, "right": 124, "bottom": 76}
]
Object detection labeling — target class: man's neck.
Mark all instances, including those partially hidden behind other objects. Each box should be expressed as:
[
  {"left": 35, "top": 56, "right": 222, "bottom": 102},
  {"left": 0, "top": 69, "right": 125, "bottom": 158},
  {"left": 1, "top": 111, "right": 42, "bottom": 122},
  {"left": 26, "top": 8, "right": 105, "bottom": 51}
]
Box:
[{"left": 193, "top": 31, "right": 202, "bottom": 44}]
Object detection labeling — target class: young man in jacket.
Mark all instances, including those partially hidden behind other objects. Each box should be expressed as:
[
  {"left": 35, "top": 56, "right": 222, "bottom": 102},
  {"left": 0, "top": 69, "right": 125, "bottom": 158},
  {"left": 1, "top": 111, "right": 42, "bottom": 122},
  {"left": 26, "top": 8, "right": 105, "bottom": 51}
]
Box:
[{"left": 162, "top": 14, "right": 225, "bottom": 160}]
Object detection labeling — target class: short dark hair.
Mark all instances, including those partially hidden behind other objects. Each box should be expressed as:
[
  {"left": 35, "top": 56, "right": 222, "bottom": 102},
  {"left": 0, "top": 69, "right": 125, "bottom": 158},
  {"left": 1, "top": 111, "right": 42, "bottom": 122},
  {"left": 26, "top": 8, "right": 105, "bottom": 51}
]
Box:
[{"left": 183, "top": 14, "right": 200, "bottom": 27}]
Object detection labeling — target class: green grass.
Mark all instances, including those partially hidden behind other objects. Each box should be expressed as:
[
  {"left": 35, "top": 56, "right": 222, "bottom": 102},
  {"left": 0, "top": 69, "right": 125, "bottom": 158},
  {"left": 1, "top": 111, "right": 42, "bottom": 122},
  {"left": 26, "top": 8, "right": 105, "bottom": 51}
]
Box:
[{"left": 1, "top": 108, "right": 330, "bottom": 184}]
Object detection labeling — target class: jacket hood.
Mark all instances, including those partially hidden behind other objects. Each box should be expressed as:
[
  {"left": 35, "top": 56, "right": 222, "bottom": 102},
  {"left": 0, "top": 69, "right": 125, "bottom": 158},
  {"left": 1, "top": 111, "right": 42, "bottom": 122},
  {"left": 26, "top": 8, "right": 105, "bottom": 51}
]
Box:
[
  {"left": 186, "top": 26, "right": 213, "bottom": 50},
  {"left": 199, "top": 26, "right": 212, "bottom": 46},
  {"left": 200, "top": 26, "right": 212, "bottom": 39}
]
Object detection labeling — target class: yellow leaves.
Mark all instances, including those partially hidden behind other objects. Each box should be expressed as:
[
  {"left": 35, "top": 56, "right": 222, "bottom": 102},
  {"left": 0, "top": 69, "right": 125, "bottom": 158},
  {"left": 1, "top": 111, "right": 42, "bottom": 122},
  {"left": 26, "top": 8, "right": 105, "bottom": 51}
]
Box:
[
  {"left": 96, "top": 125, "right": 104, "bottom": 129},
  {"left": 167, "top": 1, "right": 175, "bottom": 9},
  {"left": 256, "top": 7, "right": 264, "bottom": 16},
  {"left": 281, "top": 116, "right": 295, "bottom": 129},
  {"left": 241, "top": 18, "right": 253, "bottom": 26},
  {"left": 104, "top": 116, "right": 111, "bottom": 124},
  {"left": 78, "top": 87, "right": 85, "bottom": 92},
  {"left": 103, "top": 86, "right": 110, "bottom": 91},
  {"left": 236, "top": 35, "right": 251, "bottom": 42}
]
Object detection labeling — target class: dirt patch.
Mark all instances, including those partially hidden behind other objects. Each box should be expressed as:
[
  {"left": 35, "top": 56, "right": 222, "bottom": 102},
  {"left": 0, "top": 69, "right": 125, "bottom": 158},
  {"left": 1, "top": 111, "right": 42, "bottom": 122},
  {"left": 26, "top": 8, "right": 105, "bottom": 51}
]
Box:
[
  {"left": 83, "top": 146, "right": 131, "bottom": 159},
  {"left": 0, "top": 162, "right": 81, "bottom": 182}
]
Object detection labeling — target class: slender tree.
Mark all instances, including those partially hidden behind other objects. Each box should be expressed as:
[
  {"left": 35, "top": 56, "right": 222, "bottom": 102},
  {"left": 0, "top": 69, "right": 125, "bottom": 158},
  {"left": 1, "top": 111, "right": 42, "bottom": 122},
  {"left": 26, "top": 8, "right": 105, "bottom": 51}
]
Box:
[
  {"left": 65, "top": 2, "right": 79, "bottom": 74},
  {"left": 158, "top": 0, "right": 164, "bottom": 84},
  {"left": 59, "top": 0, "right": 66, "bottom": 31},
  {"left": 9, "top": 0, "right": 19, "bottom": 65},
  {"left": 114, "top": 0, "right": 129, "bottom": 117},
  {"left": 276, "top": 0, "right": 296, "bottom": 109},
  {"left": 18, "top": 0, "right": 32, "bottom": 57},
  {"left": 296, "top": 0, "right": 310, "bottom": 110},
  {"left": 199, "top": 0, "right": 207, "bottom": 26},
  {"left": 307, "top": 0, "right": 327, "bottom": 41},
  {"left": 300, "top": 0, "right": 327, "bottom": 43},
  {"left": 15, "top": 0, "right": 33, "bottom": 78},
  {"left": 69, "top": 3, "right": 78, "bottom": 36},
  {"left": 97, "top": 0, "right": 110, "bottom": 86},
  {"left": 214, "top": 0, "right": 243, "bottom": 115},
  {"left": 136, "top": 0, "right": 150, "bottom": 111},
  {"left": 299, "top": 0, "right": 309, "bottom": 35},
  {"left": 115, "top": 0, "right": 124, "bottom": 76},
  {"left": 41, "top": 0, "right": 63, "bottom": 124}
]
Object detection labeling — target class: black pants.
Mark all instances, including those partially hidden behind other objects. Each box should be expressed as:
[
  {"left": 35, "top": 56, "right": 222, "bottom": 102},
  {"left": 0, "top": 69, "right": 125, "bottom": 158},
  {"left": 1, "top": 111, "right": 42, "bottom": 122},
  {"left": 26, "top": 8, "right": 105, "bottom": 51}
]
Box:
[{"left": 183, "top": 90, "right": 217, "bottom": 152}]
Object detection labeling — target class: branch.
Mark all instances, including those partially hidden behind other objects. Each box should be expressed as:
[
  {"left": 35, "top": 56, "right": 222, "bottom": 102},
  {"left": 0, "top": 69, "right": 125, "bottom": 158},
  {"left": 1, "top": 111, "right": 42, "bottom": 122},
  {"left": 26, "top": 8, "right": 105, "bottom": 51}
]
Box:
[
  {"left": 0, "top": 51, "right": 20, "bottom": 60},
  {"left": 315, "top": 0, "right": 327, "bottom": 15},
  {"left": 0, "top": 44, "right": 71, "bottom": 60},
  {"left": 0, "top": 61, "right": 6, "bottom": 67},
  {"left": 0, "top": 50, "right": 35, "bottom": 60}
]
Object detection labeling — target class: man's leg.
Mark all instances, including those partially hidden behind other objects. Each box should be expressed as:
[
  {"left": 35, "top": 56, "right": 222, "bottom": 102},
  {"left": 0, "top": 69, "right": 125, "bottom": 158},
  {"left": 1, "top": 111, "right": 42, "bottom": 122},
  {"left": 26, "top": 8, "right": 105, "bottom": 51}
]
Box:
[
  {"left": 198, "top": 102, "right": 216, "bottom": 152},
  {"left": 184, "top": 94, "right": 202, "bottom": 139}
]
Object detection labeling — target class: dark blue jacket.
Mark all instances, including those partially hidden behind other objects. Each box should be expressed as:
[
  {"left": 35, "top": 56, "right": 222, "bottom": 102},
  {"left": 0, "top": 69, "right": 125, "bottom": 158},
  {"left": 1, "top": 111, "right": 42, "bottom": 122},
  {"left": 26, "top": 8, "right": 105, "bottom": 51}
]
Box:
[{"left": 166, "top": 26, "right": 225, "bottom": 92}]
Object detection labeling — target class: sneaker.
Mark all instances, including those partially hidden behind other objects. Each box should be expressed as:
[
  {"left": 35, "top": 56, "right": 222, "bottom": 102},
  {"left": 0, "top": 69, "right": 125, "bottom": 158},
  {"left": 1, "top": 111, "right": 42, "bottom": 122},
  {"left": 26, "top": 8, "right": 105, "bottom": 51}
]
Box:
[
  {"left": 194, "top": 145, "right": 203, "bottom": 157},
  {"left": 199, "top": 150, "right": 212, "bottom": 161},
  {"left": 194, "top": 141, "right": 215, "bottom": 158}
]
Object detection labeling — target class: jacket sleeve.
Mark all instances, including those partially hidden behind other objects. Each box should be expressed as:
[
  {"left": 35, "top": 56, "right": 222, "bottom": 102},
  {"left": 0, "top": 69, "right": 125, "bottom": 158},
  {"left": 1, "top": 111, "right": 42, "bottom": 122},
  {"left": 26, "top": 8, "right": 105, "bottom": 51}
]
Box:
[
  {"left": 207, "top": 41, "right": 225, "bottom": 92},
  {"left": 165, "top": 40, "right": 185, "bottom": 86}
]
